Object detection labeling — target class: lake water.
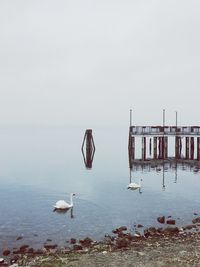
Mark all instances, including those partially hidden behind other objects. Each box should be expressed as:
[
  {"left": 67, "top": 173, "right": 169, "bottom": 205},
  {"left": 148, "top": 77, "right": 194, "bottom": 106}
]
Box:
[{"left": 0, "top": 127, "right": 200, "bottom": 253}]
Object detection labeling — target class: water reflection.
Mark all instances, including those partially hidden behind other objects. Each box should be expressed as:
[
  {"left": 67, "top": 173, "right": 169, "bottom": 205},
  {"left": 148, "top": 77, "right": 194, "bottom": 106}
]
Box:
[
  {"left": 53, "top": 207, "right": 74, "bottom": 219},
  {"left": 81, "top": 129, "right": 95, "bottom": 169},
  {"left": 129, "top": 157, "right": 200, "bottom": 173},
  {"left": 128, "top": 148, "right": 200, "bottom": 191},
  {"left": 128, "top": 169, "right": 142, "bottom": 194}
]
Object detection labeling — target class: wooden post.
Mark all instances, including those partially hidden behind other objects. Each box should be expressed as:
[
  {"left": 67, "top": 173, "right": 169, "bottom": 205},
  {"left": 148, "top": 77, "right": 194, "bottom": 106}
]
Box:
[
  {"left": 153, "top": 137, "right": 157, "bottom": 159},
  {"left": 128, "top": 132, "right": 134, "bottom": 168},
  {"left": 162, "top": 136, "right": 165, "bottom": 159},
  {"left": 158, "top": 137, "right": 162, "bottom": 159},
  {"left": 149, "top": 138, "right": 152, "bottom": 156},
  {"left": 185, "top": 137, "right": 189, "bottom": 159},
  {"left": 82, "top": 129, "right": 95, "bottom": 169},
  {"left": 190, "top": 137, "right": 194, "bottom": 160},
  {"left": 142, "top": 137, "right": 146, "bottom": 160},
  {"left": 179, "top": 137, "right": 182, "bottom": 158},
  {"left": 197, "top": 137, "right": 200, "bottom": 161},
  {"left": 86, "top": 129, "right": 93, "bottom": 155},
  {"left": 164, "top": 136, "right": 168, "bottom": 158},
  {"left": 132, "top": 136, "right": 135, "bottom": 160},
  {"left": 175, "top": 136, "right": 179, "bottom": 159},
  {"left": 143, "top": 137, "right": 146, "bottom": 160}
]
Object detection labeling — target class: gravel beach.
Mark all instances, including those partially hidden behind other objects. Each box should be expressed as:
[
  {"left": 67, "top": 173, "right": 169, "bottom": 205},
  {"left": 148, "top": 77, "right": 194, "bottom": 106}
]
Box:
[{"left": 5, "top": 221, "right": 200, "bottom": 267}]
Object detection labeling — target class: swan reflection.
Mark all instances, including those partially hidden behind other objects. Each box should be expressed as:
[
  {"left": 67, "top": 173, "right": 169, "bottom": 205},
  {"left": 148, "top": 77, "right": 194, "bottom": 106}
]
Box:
[
  {"left": 53, "top": 207, "right": 74, "bottom": 218},
  {"left": 127, "top": 170, "right": 143, "bottom": 194}
]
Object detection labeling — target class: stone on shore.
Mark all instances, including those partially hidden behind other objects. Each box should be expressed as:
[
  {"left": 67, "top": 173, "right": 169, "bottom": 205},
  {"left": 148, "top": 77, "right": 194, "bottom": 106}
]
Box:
[
  {"left": 166, "top": 219, "right": 176, "bottom": 225},
  {"left": 157, "top": 216, "right": 165, "bottom": 224},
  {"left": 192, "top": 217, "right": 200, "bottom": 224}
]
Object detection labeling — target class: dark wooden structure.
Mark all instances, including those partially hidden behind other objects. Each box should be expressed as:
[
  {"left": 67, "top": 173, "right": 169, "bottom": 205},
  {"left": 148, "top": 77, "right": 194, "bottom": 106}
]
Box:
[
  {"left": 128, "top": 126, "right": 200, "bottom": 169},
  {"left": 81, "top": 129, "right": 95, "bottom": 169}
]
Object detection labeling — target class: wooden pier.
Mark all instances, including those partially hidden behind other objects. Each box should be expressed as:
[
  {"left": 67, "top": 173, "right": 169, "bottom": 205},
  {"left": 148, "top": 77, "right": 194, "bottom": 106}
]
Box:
[{"left": 128, "top": 126, "right": 200, "bottom": 168}]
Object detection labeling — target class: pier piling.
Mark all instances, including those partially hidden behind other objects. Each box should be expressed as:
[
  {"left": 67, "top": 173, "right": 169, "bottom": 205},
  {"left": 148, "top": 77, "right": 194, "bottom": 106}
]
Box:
[
  {"left": 129, "top": 125, "right": 200, "bottom": 163},
  {"left": 197, "top": 137, "right": 200, "bottom": 161}
]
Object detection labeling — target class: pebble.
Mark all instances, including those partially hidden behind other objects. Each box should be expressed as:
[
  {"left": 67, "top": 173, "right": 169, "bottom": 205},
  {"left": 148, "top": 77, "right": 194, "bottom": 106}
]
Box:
[
  {"left": 137, "top": 252, "right": 145, "bottom": 256},
  {"left": 192, "top": 217, "right": 200, "bottom": 224},
  {"left": 157, "top": 216, "right": 165, "bottom": 224},
  {"left": 166, "top": 219, "right": 176, "bottom": 225},
  {"left": 2, "top": 250, "right": 10, "bottom": 256},
  {"left": 133, "top": 233, "right": 140, "bottom": 237},
  {"left": 70, "top": 238, "right": 76, "bottom": 244}
]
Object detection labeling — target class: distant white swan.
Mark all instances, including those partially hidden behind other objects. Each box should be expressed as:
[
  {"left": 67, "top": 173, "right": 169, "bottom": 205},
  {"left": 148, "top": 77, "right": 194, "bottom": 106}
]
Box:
[
  {"left": 53, "top": 193, "right": 75, "bottom": 210},
  {"left": 127, "top": 179, "right": 142, "bottom": 190}
]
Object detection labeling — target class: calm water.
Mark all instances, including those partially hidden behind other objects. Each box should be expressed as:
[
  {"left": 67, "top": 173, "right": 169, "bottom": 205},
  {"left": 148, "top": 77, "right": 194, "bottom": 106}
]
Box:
[{"left": 0, "top": 127, "right": 200, "bottom": 252}]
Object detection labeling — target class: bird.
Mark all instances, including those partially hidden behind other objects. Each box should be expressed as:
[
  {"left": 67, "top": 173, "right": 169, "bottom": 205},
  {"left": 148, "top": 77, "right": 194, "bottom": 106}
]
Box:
[
  {"left": 127, "top": 179, "right": 142, "bottom": 190},
  {"left": 53, "top": 193, "right": 75, "bottom": 211}
]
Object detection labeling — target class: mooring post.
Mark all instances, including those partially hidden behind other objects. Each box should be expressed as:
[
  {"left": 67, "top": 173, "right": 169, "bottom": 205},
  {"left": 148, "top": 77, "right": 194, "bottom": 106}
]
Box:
[
  {"left": 175, "top": 136, "right": 179, "bottom": 159},
  {"left": 197, "top": 137, "right": 200, "bottom": 161},
  {"left": 128, "top": 129, "right": 135, "bottom": 168},
  {"left": 190, "top": 137, "right": 194, "bottom": 160},
  {"left": 132, "top": 136, "right": 135, "bottom": 160},
  {"left": 82, "top": 129, "right": 95, "bottom": 169},
  {"left": 179, "top": 137, "right": 182, "bottom": 158},
  {"left": 164, "top": 136, "right": 168, "bottom": 158},
  {"left": 186, "top": 137, "right": 189, "bottom": 159},
  {"left": 149, "top": 138, "right": 152, "bottom": 156},
  {"left": 153, "top": 137, "right": 157, "bottom": 159},
  {"left": 86, "top": 129, "right": 92, "bottom": 155},
  {"left": 158, "top": 137, "right": 163, "bottom": 159},
  {"left": 141, "top": 137, "right": 144, "bottom": 160},
  {"left": 161, "top": 136, "right": 165, "bottom": 159},
  {"left": 142, "top": 137, "right": 146, "bottom": 160}
]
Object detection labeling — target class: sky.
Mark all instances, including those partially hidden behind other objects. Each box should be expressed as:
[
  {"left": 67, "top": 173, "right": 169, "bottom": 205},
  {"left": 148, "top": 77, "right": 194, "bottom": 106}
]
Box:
[{"left": 0, "top": 0, "right": 200, "bottom": 129}]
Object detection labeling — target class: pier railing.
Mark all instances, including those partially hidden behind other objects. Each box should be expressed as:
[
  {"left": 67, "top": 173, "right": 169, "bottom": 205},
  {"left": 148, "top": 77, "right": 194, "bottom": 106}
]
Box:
[{"left": 130, "top": 126, "right": 200, "bottom": 136}]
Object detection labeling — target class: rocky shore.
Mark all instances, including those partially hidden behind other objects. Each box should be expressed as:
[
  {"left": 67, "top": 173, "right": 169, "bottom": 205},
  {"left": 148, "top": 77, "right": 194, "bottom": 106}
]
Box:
[{"left": 2, "top": 216, "right": 200, "bottom": 267}]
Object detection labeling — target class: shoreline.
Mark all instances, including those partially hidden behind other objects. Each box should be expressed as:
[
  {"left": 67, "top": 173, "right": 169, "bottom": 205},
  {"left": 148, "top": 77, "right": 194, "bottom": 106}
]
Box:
[{"left": 1, "top": 215, "right": 200, "bottom": 266}]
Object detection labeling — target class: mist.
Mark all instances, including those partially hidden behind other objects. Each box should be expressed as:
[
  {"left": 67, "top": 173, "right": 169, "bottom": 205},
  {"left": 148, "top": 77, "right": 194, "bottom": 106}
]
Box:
[{"left": 0, "top": 0, "right": 200, "bottom": 129}]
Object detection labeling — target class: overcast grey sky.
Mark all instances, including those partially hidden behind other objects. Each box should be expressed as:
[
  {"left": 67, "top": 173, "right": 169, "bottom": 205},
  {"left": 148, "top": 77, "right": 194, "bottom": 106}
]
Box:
[{"left": 0, "top": 0, "right": 200, "bottom": 128}]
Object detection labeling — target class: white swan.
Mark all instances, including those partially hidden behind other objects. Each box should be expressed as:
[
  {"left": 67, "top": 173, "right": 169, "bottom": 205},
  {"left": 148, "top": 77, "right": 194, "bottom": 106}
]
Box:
[
  {"left": 53, "top": 193, "right": 75, "bottom": 210},
  {"left": 127, "top": 179, "right": 142, "bottom": 190}
]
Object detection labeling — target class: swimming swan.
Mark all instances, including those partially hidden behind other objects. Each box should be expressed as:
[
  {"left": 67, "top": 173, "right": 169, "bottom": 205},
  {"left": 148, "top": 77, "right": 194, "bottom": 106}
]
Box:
[
  {"left": 53, "top": 193, "right": 75, "bottom": 210},
  {"left": 127, "top": 179, "right": 142, "bottom": 190}
]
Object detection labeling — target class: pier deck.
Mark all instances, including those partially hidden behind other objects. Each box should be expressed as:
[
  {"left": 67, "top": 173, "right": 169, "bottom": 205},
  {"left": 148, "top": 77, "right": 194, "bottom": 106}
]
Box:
[{"left": 130, "top": 126, "right": 200, "bottom": 136}]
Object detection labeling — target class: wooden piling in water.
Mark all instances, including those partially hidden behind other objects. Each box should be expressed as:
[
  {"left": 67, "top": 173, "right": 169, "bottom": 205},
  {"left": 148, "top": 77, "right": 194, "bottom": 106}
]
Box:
[
  {"left": 153, "top": 137, "right": 157, "bottom": 159},
  {"left": 149, "top": 138, "right": 152, "bottom": 156},
  {"left": 197, "top": 137, "right": 200, "bottom": 161},
  {"left": 186, "top": 137, "right": 189, "bottom": 159},
  {"left": 158, "top": 137, "right": 162, "bottom": 159},
  {"left": 190, "top": 137, "right": 194, "bottom": 160},
  {"left": 129, "top": 125, "right": 200, "bottom": 163},
  {"left": 175, "top": 136, "right": 180, "bottom": 159},
  {"left": 82, "top": 129, "right": 95, "bottom": 169},
  {"left": 128, "top": 132, "right": 135, "bottom": 168},
  {"left": 162, "top": 136, "right": 165, "bottom": 159},
  {"left": 142, "top": 137, "right": 146, "bottom": 160},
  {"left": 164, "top": 137, "right": 168, "bottom": 159}
]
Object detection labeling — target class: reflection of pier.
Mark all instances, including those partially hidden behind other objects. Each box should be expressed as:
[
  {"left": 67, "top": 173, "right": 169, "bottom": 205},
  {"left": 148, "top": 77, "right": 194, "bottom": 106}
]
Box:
[
  {"left": 81, "top": 129, "right": 95, "bottom": 169},
  {"left": 129, "top": 157, "right": 200, "bottom": 173},
  {"left": 129, "top": 126, "right": 200, "bottom": 162}
]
